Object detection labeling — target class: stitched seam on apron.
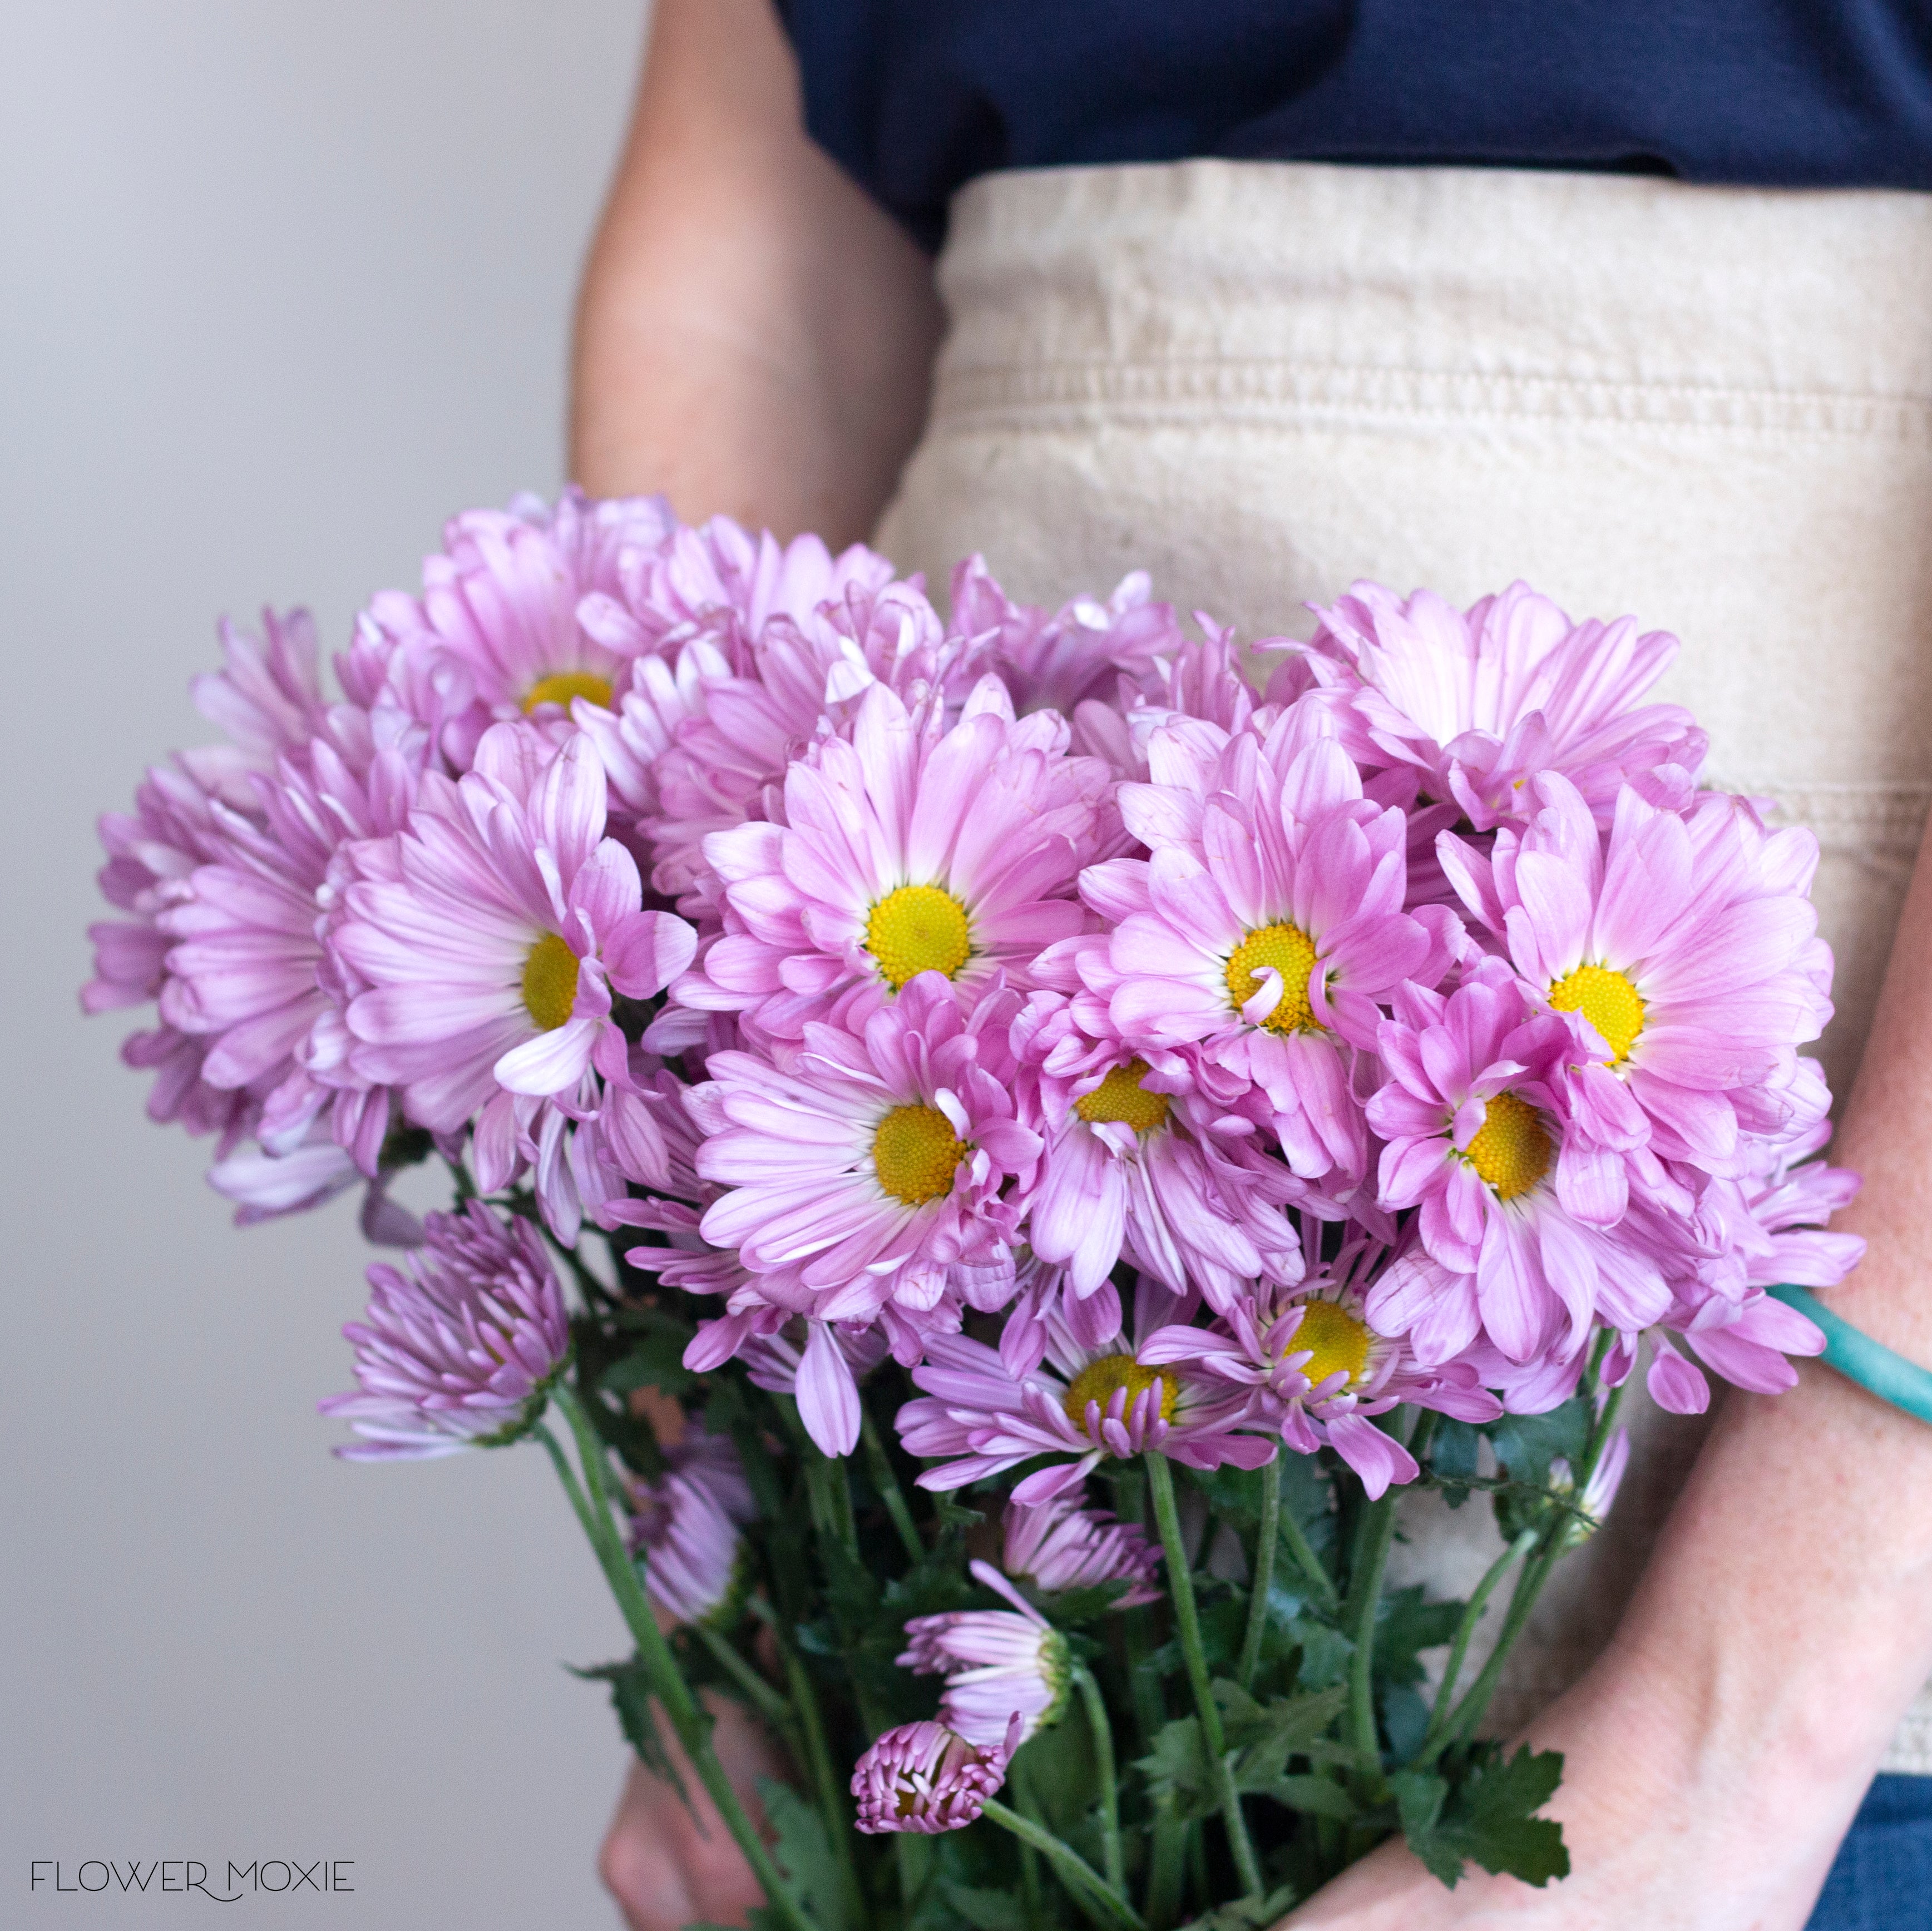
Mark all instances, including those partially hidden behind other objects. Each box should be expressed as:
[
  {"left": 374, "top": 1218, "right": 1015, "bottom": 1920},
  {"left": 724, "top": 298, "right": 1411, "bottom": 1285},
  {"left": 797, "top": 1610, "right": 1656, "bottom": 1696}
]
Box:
[{"left": 927, "top": 362, "right": 1932, "bottom": 440}]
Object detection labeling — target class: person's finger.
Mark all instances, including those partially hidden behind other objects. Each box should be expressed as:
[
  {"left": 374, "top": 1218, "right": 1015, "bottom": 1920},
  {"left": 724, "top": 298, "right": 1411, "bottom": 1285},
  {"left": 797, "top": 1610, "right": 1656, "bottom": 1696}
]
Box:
[{"left": 599, "top": 1759, "right": 698, "bottom": 1931}]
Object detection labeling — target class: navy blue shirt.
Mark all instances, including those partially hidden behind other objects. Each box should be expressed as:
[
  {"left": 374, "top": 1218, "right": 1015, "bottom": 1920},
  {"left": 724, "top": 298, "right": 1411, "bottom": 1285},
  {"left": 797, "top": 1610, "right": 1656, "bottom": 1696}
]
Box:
[{"left": 777, "top": 2, "right": 1932, "bottom": 248}]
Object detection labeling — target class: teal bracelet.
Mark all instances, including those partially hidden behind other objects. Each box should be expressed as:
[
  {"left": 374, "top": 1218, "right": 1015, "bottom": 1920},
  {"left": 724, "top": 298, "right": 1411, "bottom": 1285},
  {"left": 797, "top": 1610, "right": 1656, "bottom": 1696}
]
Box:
[{"left": 1766, "top": 1282, "right": 1932, "bottom": 1427}]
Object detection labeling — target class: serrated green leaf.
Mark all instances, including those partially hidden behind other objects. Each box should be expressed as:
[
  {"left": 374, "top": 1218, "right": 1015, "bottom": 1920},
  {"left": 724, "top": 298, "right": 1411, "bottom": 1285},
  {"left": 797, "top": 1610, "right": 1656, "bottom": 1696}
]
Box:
[
  {"left": 1391, "top": 1768, "right": 1460, "bottom": 1886},
  {"left": 1176, "top": 1883, "right": 1299, "bottom": 1931},
  {"left": 1427, "top": 1419, "right": 1483, "bottom": 1507},
  {"left": 1396, "top": 1744, "right": 1570, "bottom": 1890},
  {"left": 601, "top": 1327, "right": 699, "bottom": 1400},
  {"left": 1373, "top": 1586, "right": 1464, "bottom": 1690},
  {"left": 571, "top": 1657, "right": 691, "bottom": 1811},
  {"left": 1286, "top": 1616, "right": 1353, "bottom": 1690},
  {"left": 1134, "top": 1716, "right": 1218, "bottom": 1823},
  {"left": 1488, "top": 1400, "right": 1590, "bottom": 1490},
  {"left": 759, "top": 1776, "right": 852, "bottom": 1931},
  {"left": 1214, "top": 1681, "right": 1349, "bottom": 1791},
  {"left": 1264, "top": 1772, "right": 1361, "bottom": 1821}
]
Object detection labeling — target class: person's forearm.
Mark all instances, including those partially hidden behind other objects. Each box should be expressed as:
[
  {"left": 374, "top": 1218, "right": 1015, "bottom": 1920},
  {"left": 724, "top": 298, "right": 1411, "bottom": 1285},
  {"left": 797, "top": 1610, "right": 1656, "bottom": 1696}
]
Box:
[
  {"left": 1563, "top": 833, "right": 1932, "bottom": 1865},
  {"left": 570, "top": 0, "right": 942, "bottom": 543}
]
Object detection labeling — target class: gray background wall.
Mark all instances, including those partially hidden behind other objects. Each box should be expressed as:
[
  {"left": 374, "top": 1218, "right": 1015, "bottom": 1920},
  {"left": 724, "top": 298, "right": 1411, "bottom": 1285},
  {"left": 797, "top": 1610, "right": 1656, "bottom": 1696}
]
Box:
[{"left": 2, "top": 3, "right": 658, "bottom": 1922}]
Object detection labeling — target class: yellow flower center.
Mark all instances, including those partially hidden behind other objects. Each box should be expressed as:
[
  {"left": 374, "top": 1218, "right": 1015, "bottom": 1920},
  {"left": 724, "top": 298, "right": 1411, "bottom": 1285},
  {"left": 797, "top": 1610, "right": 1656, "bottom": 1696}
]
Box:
[
  {"left": 864, "top": 884, "right": 972, "bottom": 991},
  {"left": 521, "top": 670, "right": 614, "bottom": 715},
  {"left": 521, "top": 932, "right": 580, "bottom": 1031},
  {"left": 1061, "top": 1355, "right": 1176, "bottom": 1427},
  {"left": 1224, "top": 922, "right": 1321, "bottom": 1034},
  {"left": 872, "top": 1104, "right": 967, "bottom": 1205},
  {"left": 1074, "top": 1059, "right": 1170, "bottom": 1135},
  {"left": 1548, "top": 963, "right": 1645, "bottom": 1064},
  {"left": 1462, "top": 1091, "right": 1553, "bottom": 1201},
  {"left": 1288, "top": 1299, "right": 1373, "bottom": 1390}
]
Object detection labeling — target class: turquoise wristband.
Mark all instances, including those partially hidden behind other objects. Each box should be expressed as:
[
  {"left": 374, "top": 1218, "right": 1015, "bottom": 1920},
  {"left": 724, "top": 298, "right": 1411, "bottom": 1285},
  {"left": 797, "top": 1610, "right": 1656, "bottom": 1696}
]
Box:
[{"left": 1766, "top": 1282, "right": 1932, "bottom": 1428}]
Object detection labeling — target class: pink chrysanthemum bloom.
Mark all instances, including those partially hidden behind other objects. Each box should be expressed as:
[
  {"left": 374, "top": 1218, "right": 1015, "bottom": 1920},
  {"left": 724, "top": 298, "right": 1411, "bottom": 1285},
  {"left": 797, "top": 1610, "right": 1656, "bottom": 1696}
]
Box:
[
  {"left": 85, "top": 755, "right": 265, "bottom": 1149},
  {"left": 947, "top": 553, "right": 1183, "bottom": 717},
  {"left": 84, "top": 610, "right": 342, "bottom": 1168},
  {"left": 689, "top": 976, "right": 1041, "bottom": 1449},
  {"left": 1001, "top": 1489, "right": 1161, "bottom": 1607},
  {"left": 576, "top": 524, "right": 963, "bottom": 909},
  {"left": 181, "top": 607, "right": 334, "bottom": 805},
  {"left": 897, "top": 1281, "right": 1271, "bottom": 1504},
  {"left": 1609, "top": 1087, "right": 1856, "bottom": 1413},
  {"left": 352, "top": 489, "right": 675, "bottom": 771},
  {"left": 159, "top": 724, "right": 421, "bottom": 1179},
  {"left": 735, "top": 1319, "right": 893, "bottom": 1458},
  {"left": 1440, "top": 774, "right": 1832, "bottom": 1191},
  {"left": 900, "top": 1560, "right": 1071, "bottom": 1746},
  {"left": 1142, "top": 1246, "right": 1503, "bottom": 1500},
  {"left": 1014, "top": 993, "right": 1302, "bottom": 1310},
  {"left": 333, "top": 724, "right": 695, "bottom": 1187},
  {"left": 852, "top": 1716, "right": 1021, "bottom": 1835},
  {"left": 319, "top": 1202, "right": 570, "bottom": 1459},
  {"left": 1365, "top": 962, "right": 1672, "bottom": 1363},
  {"left": 582, "top": 512, "right": 904, "bottom": 658},
  {"left": 674, "top": 679, "right": 1110, "bottom": 1040},
  {"left": 1285, "top": 581, "right": 1707, "bottom": 832},
  {"left": 1065, "top": 706, "right": 1449, "bottom": 1200},
  {"left": 625, "top": 1427, "right": 755, "bottom": 1626}
]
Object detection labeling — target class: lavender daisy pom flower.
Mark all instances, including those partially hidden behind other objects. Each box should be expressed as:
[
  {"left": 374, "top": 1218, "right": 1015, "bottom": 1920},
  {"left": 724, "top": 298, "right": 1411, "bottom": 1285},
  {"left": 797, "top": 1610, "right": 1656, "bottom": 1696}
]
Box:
[
  {"left": 852, "top": 1716, "right": 1022, "bottom": 1835},
  {"left": 900, "top": 1560, "right": 1071, "bottom": 1746},
  {"left": 320, "top": 1202, "right": 570, "bottom": 1460},
  {"left": 1002, "top": 1490, "right": 1162, "bottom": 1607},
  {"left": 1291, "top": 580, "right": 1707, "bottom": 833},
  {"left": 624, "top": 1468, "right": 739, "bottom": 1623}
]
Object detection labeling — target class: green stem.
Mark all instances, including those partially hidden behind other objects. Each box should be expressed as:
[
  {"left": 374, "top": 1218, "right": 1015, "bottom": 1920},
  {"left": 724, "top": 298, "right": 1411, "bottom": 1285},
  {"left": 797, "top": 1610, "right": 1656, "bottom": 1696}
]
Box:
[
  {"left": 1145, "top": 1815, "right": 1189, "bottom": 1931},
  {"left": 1145, "top": 1453, "right": 1264, "bottom": 1899},
  {"left": 1417, "top": 1377, "right": 1629, "bottom": 1766},
  {"left": 1074, "top": 1666, "right": 1125, "bottom": 1893},
  {"left": 1010, "top": 1752, "right": 1049, "bottom": 1931},
  {"left": 859, "top": 1403, "right": 923, "bottom": 1564},
  {"left": 1345, "top": 1413, "right": 1437, "bottom": 1765},
  {"left": 1416, "top": 1528, "right": 1537, "bottom": 1758},
  {"left": 768, "top": 1618, "right": 870, "bottom": 1931},
  {"left": 1235, "top": 1453, "right": 1282, "bottom": 1692},
  {"left": 981, "top": 1799, "right": 1147, "bottom": 1931},
  {"left": 694, "top": 1623, "right": 796, "bottom": 1734},
  {"left": 1343, "top": 1489, "right": 1398, "bottom": 1764},
  {"left": 800, "top": 1428, "right": 860, "bottom": 1559},
  {"left": 1274, "top": 1495, "right": 1340, "bottom": 1615},
  {"left": 544, "top": 1393, "right": 815, "bottom": 1931}
]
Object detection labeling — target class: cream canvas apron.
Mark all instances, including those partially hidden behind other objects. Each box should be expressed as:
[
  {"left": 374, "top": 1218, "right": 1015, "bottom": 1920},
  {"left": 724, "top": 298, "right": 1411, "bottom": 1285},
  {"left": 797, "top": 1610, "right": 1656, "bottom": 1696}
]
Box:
[{"left": 876, "top": 157, "right": 1932, "bottom": 1769}]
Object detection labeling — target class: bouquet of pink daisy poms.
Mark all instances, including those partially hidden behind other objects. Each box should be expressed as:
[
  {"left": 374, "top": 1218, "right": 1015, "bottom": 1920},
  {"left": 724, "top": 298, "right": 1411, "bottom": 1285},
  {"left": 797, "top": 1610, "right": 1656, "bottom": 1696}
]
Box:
[{"left": 88, "top": 490, "right": 1864, "bottom": 1930}]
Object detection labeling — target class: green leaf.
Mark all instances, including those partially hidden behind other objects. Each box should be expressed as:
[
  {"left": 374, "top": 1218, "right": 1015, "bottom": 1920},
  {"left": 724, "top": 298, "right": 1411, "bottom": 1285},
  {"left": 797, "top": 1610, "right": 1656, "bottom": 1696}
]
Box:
[
  {"left": 1427, "top": 1420, "right": 1483, "bottom": 1507},
  {"left": 1489, "top": 1400, "right": 1591, "bottom": 1491},
  {"left": 1134, "top": 1716, "right": 1218, "bottom": 1823},
  {"left": 570, "top": 1657, "right": 691, "bottom": 1811},
  {"left": 758, "top": 1776, "right": 852, "bottom": 1931},
  {"left": 1394, "top": 1744, "right": 1570, "bottom": 1889},
  {"left": 1176, "top": 1883, "right": 1299, "bottom": 1931},
  {"left": 1214, "top": 1680, "right": 1350, "bottom": 1792},
  {"left": 1143, "top": 1585, "right": 1246, "bottom": 1681},
  {"left": 1284, "top": 1615, "right": 1353, "bottom": 1690},
  {"left": 1372, "top": 1586, "right": 1464, "bottom": 1690},
  {"left": 1264, "top": 1773, "right": 1361, "bottom": 1821},
  {"left": 940, "top": 1883, "right": 1028, "bottom": 1931},
  {"left": 1389, "top": 1769, "right": 1460, "bottom": 1887},
  {"left": 601, "top": 1326, "right": 700, "bottom": 1402}
]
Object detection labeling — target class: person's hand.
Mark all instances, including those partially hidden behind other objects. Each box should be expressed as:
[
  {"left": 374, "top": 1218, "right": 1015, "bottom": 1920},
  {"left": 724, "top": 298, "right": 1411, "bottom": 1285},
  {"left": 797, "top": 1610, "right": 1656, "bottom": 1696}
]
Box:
[
  {"left": 1278, "top": 1637, "right": 1859, "bottom": 1931},
  {"left": 599, "top": 1699, "right": 782, "bottom": 1931}
]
